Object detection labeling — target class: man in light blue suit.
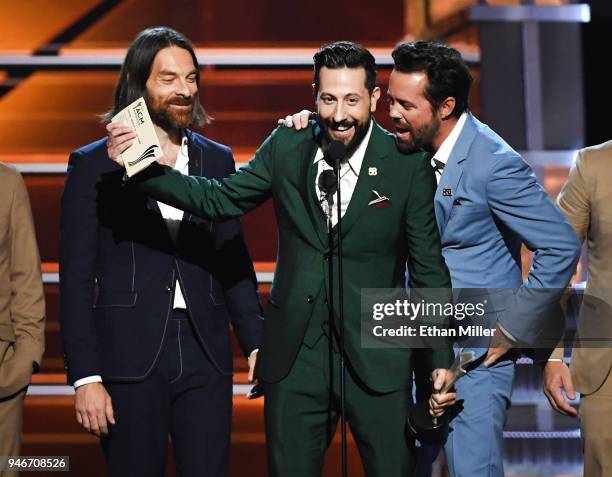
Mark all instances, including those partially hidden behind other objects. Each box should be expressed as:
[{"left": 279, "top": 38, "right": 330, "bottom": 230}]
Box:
[{"left": 387, "top": 41, "right": 581, "bottom": 476}]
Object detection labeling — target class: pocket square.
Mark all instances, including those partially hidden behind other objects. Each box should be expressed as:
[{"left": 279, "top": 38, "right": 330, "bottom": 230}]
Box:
[{"left": 368, "top": 190, "right": 390, "bottom": 208}]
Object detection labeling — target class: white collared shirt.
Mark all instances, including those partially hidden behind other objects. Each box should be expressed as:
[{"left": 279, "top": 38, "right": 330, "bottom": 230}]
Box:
[
  {"left": 157, "top": 133, "right": 190, "bottom": 309},
  {"left": 431, "top": 112, "right": 467, "bottom": 184},
  {"left": 314, "top": 120, "right": 373, "bottom": 227}
]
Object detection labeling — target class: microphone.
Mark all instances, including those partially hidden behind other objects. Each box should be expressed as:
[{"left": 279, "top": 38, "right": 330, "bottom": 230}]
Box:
[
  {"left": 323, "top": 140, "right": 347, "bottom": 168},
  {"left": 318, "top": 140, "right": 345, "bottom": 203},
  {"left": 318, "top": 140, "right": 346, "bottom": 211},
  {"left": 318, "top": 169, "right": 338, "bottom": 204}
]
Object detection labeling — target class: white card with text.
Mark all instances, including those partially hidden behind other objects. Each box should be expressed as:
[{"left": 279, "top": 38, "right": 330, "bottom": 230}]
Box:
[{"left": 112, "top": 97, "right": 162, "bottom": 177}]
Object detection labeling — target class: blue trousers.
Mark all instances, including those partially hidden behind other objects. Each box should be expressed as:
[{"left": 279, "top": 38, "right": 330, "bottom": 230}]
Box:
[{"left": 445, "top": 353, "right": 514, "bottom": 477}]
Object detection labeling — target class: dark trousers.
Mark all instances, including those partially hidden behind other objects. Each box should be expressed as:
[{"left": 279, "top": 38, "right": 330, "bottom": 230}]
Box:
[
  {"left": 264, "top": 334, "right": 416, "bottom": 477},
  {"left": 101, "top": 310, "right": 233, "bottom": 477},
  {"left": 413, "top": 349, "right": 440, "bottom": 477}
]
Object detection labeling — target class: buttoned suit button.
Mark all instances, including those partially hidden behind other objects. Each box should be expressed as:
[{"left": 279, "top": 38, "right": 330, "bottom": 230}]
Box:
[
  {"left": 165, "top": 286, "right": 172, "bottom": 293},
  {"left": 307, "top": 295, "right": 314, "bottom": 304}
]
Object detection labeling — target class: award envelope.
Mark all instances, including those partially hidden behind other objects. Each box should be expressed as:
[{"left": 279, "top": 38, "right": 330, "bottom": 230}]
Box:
[{"left": 112, "top": 97, "right": 163, "bottom": 177}]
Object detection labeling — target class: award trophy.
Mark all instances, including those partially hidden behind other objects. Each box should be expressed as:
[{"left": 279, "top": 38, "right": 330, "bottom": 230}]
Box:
[{"left": 407, "top": 349, "right": 476, "bottom": 444}]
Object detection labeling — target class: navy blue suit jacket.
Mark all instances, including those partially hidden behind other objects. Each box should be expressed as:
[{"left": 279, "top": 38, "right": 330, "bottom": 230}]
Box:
[{"left": 60, "top": 130, "right": 263, "bottom": 384}]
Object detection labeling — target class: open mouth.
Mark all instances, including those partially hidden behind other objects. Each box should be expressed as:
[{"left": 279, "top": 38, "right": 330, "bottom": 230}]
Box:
[
  {"left": 394, "top": 125, "right": 412, "bottom": 142},
  {"left": 330, "top": 123, "right": 355, "bottom": 140}
]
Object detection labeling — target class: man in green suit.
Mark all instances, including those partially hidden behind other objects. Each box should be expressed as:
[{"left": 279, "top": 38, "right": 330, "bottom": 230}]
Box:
[{"left": 108, "top": 41, "right": 453, "bottom": 477}]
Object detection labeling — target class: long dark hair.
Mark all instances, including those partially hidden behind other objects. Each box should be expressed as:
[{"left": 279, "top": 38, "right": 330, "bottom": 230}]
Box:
[{"left": 101, "top": 26, "right": 211, "bottom": 126}]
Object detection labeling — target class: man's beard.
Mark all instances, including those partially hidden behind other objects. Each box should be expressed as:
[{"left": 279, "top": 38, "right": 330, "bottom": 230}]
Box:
[
  {"left": 395, "top": 115, "right": 440, "bottom": 153},
  {"left": 147, "top": 94, "right": 195, "bottom": 131},
  {"left": 318, "top": 115, "right": 371, "bottom": 159}
]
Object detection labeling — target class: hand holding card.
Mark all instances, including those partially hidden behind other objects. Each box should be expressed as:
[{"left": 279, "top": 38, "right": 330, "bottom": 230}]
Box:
[{"left": 111, "top": 97, "right": 163, "bottom": 176}]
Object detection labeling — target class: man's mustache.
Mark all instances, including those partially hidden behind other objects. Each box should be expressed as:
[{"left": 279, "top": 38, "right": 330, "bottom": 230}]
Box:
[
  {"left": 325, "top": 119, "right": 358, "bottom": 130},
  {"left": 167, "top": 97, "right": 194, "bottom": 106}
]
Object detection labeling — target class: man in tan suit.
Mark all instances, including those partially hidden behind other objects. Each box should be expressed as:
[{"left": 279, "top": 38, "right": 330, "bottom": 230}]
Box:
[
  {"left": 543, "top": 141, "right": 612, "bottom": 477},
  {"left": 0, "top": 163, "right": 45, "bottom": 469}
]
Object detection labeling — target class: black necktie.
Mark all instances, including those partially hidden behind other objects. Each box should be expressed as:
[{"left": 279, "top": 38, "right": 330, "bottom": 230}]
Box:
[{"left": 432, "top": 159, "right": 445, "bottom": 175}]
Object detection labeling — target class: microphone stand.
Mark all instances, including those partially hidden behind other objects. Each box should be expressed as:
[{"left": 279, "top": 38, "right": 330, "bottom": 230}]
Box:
[
  {"left": 333, "top": 156, "right": 348, "bottom": 477},
  {"left": 322, "top": 180, "right": 336, "bottom": 458},
  {"left": 319, "top": 140, "right": 348, "bottom": 477}
]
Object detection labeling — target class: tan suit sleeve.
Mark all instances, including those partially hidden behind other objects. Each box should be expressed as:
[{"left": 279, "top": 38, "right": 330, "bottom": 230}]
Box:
[
  {"left": 558, "top": 151, "right": 591, "bottom": 243},
  {"left": 551, "top": 151, "right": 591, "bottom": 360},
  {"left": 8, "top": 173, "right": 45, "bottom": 368}
]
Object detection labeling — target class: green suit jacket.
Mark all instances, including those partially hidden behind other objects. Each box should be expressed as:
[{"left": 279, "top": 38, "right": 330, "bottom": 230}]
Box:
[{"left": 136, "top": 121, "right": 452, "bottom": 392}]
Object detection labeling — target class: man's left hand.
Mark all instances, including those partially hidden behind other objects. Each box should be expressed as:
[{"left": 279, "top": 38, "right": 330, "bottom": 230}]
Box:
[
  {"left": 247, "top": 350, "right": 258, "bottom": 383},
  {"left": 484, "top": 322, "right": 513, "bottom": 367}
]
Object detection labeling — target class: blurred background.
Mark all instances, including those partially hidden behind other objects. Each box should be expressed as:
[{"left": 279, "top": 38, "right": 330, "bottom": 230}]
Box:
[{"left": 1, "top": 0, "right": 609, "bottom": 475}]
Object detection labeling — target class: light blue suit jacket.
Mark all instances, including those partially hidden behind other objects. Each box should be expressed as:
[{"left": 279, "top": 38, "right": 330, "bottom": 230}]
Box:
[{"left": 436, "top": 113, "right": 580, "bottom": 346}]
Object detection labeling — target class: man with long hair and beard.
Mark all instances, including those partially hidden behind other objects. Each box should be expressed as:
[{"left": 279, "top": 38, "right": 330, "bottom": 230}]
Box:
[{"left": 60, "top": 27, "right": 263, "bottom": 476}]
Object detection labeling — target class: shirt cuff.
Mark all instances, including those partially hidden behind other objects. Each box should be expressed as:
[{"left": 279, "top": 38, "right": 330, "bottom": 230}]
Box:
[
  {"left": 497, "top": 322, "right": 518, "bottom": 343},
  {"left": 74, "top": 375, "right": 103, "bottom": 389},
  {"left": 249, "top": 349, "right": 259, "bottom": 359}
]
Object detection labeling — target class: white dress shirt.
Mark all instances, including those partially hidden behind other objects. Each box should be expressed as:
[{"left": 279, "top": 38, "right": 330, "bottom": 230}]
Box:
[
  {"left": 431, "top": 112, "right": 467, "bottom": 184},
  {"left": 74, "top": 134, "right": 190, "bottom": 389},
  {"left": 157, "top": 134, "right": 189, "bottom": 310},
  {"left": 314, "top": 120, "right": 373, "bottom": 227}
]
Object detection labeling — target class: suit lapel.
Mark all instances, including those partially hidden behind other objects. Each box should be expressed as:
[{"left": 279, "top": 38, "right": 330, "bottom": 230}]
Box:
[
  {"left": 146, "top": 193, "right": 162, "bottom": 215},
  {"left": 185, "top": 130, "right": 204, "bottom": 224},
  {"left": 146, "top": 196, "right": 162, "bottom": 214},
  {"left": 300, "top": 128, "right": 328, "bottom": 248},
  {"left": 339, "top": 121, "right": 388, "bottom": 239},
  {"left": 434, "top": 114, "right": 477, "bottom": 236},
  {"left": 174, "top": 130, "right": 205, "bottom": 246}
]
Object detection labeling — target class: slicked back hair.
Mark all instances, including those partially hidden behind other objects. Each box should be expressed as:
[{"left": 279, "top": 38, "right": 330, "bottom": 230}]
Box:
[
  {"left": 392, "top": 40, "right": 472, "bottom": 118},
  {"left": 313, "top": 41, "right": 377, "bottom": 94}
]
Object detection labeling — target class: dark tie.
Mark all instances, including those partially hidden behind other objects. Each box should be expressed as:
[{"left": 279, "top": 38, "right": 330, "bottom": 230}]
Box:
[{"left": 432, "top": 159, "right": 445, "bottom": 175}]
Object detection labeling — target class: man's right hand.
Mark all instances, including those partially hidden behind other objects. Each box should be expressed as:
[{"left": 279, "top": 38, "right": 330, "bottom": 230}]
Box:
[
  {"left": 429, "top": 368, "right": 457, "bottom": 417},
  {"left": 543, "top": 360, "right": 578, "bottom": 416},
  {"left": 277, "top": 109, "right": 313, "bottom": 130},
  {"left": 106, "top": 122, "right": 135, "bottom": 168},
  {"left": 74, "top": 382, "right": 116, "bottom": 437}
]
